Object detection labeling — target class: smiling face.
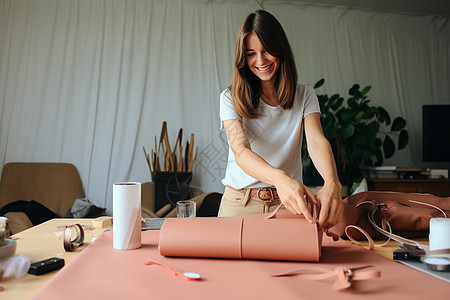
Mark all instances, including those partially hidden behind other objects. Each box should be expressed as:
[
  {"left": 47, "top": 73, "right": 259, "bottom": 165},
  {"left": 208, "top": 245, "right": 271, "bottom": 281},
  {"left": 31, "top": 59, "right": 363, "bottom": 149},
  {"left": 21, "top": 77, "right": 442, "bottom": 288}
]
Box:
[{"left": 245, "top": 33, "right": 280, "bottom": 86}]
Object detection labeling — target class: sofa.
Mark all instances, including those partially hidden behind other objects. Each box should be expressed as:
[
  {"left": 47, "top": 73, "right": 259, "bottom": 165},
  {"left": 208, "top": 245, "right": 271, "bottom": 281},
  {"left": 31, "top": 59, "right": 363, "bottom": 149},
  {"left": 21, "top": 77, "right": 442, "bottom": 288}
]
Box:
[{"left": 0, "top": 162, "right": 85, "bottom": 234}]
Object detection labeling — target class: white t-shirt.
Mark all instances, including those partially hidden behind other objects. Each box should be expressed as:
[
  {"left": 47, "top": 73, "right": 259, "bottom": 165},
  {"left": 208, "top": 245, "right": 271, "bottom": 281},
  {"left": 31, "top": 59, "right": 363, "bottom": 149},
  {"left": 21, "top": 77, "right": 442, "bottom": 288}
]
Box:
[{"left": 219, "top": 84, "right": 321, "bottom": 189}]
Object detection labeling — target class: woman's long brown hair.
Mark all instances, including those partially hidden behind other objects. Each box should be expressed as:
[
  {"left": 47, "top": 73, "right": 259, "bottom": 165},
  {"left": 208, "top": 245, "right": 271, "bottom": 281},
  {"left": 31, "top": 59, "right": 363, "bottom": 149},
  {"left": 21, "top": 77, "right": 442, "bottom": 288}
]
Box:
[{"left": 230, "top": 10, "right": 298, "bottom": 119}]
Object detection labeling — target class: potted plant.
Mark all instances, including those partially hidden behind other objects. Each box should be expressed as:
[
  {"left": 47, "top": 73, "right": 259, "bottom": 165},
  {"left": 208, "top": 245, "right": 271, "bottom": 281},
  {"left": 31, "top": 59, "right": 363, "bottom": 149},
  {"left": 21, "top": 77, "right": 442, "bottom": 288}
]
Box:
[{"left": 303, "top": 79, "right": 409, "bottom": 185}]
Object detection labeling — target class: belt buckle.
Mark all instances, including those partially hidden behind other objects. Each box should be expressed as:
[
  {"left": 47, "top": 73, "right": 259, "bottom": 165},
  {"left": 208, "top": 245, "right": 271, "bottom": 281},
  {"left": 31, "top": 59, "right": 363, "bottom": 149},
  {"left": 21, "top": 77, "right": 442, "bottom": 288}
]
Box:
[{"left": 257, "top": 187, "right": 275, "bottom": 202}]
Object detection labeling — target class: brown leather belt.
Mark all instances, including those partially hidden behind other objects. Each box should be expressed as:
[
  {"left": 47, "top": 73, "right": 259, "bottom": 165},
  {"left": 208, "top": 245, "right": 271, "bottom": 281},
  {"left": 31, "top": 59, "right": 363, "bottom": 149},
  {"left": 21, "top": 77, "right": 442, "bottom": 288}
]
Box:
[{"left": 227, "top": 185, "right": 279, "bottom": 201}]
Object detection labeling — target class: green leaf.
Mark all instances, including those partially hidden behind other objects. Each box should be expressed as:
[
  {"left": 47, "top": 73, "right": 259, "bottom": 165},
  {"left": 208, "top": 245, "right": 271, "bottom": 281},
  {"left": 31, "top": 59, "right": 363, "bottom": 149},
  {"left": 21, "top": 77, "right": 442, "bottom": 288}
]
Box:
[
  {"left": 377, "top": 107, "right": 391, "bottom": 125},
  {"left": 314, "top": 79, "right": 325, "bottom": 89},
  {"left": 335, "top": 97, "right": 344, "bottom": 109},
  {"left": 329, "top": 94, "right": 341, "bottom": 110},
  {"left": 354, "top": 90, "right": 363, "bottom": 99},
  {"left": 318, "top": 95, "right": 328, "bottom": 108},
  {"left": 366, "top": 107, "right": 377, "bottom": 119},
  {"left": 360, "top": 102, "right": 370, "bottom": 112},
  {"left": 383, "top": 135, "right": 395, "bottom": 159},
  {"left": 367, "top": 121, "right": 380, "bottom": 136},
  {"left": 391, "top": 117, "right": 406, "bottom": 131},
  {"left": 349, "top": 84, "right": 360, "bottom": 96},
  {"left": 342, "top": 124, "right": 355, "bottom": 139},
  {"left": 317, "top": 95, "right": 327, "bottom": 102},
  {"left": 329, "top": 94, "right": 339, "bottom": 102},
  {"left": 361, "top": 86, "right": 372, "bottom": 95},
  {"left": 373, "top": 138, "right": 382, "bottom": 148},
  {"left": 398, "top": 130, "right": 409, "bottom": 149},
  {"left": 347, "top": 98, "right": 357, "bottom": 109},
  {"left": 338, "top": 109, "right": 355, "bottom": 123},
  {"left": 354, "top": 111, "right": 365, "bottom": 122}
]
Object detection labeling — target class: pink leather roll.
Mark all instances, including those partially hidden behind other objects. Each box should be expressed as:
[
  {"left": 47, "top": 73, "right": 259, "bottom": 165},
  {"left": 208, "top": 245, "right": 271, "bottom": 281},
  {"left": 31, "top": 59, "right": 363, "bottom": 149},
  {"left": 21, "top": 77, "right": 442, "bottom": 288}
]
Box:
[{"left": 159, "top": 208, "right": 323, "bottom": 261}]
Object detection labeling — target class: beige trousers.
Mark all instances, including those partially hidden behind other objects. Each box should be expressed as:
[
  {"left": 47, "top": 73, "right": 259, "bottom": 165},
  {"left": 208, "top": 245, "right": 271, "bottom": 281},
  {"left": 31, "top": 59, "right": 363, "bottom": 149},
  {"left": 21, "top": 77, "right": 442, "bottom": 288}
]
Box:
[{"left": 218, "top": 186, "right": 280, "bottom": 217}]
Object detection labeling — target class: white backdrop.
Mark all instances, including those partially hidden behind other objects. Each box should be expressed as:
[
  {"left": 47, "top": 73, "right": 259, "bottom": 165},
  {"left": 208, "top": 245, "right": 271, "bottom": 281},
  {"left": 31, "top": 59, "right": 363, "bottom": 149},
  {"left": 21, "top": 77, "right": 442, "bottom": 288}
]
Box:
[{"left": 1, "top": 0, "right": 449, "bottom": 214}]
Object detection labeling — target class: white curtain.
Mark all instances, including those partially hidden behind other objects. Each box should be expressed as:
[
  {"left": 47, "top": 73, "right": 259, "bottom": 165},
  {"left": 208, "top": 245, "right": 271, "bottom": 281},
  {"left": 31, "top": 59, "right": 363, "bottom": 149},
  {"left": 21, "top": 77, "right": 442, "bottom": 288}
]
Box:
[{"left": 1, "top": 0, "right": 449, "bottom": 213}]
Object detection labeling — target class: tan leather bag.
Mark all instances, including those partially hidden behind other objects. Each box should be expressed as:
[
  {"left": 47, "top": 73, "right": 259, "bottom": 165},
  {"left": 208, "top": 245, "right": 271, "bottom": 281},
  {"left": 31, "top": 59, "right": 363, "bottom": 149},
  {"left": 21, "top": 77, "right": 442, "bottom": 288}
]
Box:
[
  {"left": 159, "top": 206, "right": 323, "bottom": 261},
  {"left": 331, "top": 191, "right": 450, "bottom": 240}
]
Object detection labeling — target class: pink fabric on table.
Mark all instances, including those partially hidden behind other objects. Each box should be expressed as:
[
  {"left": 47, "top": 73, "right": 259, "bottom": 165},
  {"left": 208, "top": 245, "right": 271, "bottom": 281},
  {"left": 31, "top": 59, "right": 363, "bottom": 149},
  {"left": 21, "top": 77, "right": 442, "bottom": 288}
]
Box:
[{"left": 31, "top": 230, "right": 449, "bottom": 300}]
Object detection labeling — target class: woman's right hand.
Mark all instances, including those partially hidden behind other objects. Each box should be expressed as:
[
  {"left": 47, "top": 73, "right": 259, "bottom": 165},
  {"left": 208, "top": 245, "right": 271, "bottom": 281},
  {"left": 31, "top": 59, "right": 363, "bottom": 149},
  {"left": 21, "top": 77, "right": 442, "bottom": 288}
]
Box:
[{"left": 272, "top": 172, "right": 317, "bottom": 223}]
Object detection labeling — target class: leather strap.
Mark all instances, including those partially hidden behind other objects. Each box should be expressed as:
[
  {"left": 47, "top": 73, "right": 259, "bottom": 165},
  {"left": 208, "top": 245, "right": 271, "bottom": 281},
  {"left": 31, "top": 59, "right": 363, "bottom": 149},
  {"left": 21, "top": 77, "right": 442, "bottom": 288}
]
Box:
[
  {"left": 64, "top": 224, "right": 85, "bottom": 252},
  {"left": 363, "top": 201, "right": 428, "bottom": 250},
  {"left": 227, "top": 185, "right": 279, "bottom": 201},
  {"left": 272, "top": 265, "right": 381, "bottom": 290},
  {"left": 144, "top": 258, "right": 201, "bottom": 281},
  {"left": 344, "top": 224, "right": 392, "bottom": 251},
  {"left": 265, "top": 204, "right": 284, "bottom": 219},
  {"left": 344, "top": 201, "right": 426, "bottom": 251}
]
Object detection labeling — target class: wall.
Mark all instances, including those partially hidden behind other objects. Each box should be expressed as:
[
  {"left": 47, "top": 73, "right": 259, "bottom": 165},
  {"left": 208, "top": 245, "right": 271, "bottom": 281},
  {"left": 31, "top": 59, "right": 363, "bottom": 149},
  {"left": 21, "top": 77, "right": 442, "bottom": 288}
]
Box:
[{"left": 1, "top": 0, "right": 449, "bottom": 213}]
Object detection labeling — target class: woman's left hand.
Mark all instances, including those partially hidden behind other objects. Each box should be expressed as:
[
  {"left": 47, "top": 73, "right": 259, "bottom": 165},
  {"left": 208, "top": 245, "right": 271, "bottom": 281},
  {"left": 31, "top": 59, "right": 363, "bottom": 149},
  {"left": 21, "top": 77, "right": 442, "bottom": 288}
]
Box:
[{"left": 315, "top": 182, "right": 343, "bottom": 230}]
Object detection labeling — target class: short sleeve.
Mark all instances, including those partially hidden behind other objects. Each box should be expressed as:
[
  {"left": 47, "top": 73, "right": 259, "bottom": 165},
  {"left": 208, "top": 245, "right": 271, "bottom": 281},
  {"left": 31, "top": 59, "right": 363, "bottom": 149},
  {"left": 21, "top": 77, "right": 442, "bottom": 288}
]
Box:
[
  {"left": 303, "top": 85, "right": 321, "bottom": 117},
  {"left": 219, "top": 89, "right": 241, "bottom": 130}
]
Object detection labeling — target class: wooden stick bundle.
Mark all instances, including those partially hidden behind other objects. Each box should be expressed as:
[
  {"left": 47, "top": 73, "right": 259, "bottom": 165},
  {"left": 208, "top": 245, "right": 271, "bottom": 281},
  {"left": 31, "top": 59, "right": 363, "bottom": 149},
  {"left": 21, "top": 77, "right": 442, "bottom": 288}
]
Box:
[{"left": 143, "top": 122, "right": 198, "bottom": 178}]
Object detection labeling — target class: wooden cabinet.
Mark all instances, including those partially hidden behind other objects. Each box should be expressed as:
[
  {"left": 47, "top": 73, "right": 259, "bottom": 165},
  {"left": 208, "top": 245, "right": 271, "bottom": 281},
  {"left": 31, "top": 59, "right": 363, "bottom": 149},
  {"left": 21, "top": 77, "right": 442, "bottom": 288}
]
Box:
[{"left": 367, "top": 179, "right": 450, "bottom": 197}]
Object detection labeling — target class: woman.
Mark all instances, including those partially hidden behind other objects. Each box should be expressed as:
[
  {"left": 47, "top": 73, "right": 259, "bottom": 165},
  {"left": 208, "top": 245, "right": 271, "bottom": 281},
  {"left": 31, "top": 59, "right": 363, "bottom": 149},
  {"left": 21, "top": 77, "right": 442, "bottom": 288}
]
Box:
[{"left": 218, "top": 10, "right": 343, "bottom": 230}]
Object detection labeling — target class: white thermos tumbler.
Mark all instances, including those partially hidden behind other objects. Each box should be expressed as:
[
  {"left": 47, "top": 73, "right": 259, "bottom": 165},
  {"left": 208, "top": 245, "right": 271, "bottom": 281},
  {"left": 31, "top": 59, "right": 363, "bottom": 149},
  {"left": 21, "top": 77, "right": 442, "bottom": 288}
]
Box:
[{"left": 113, "top": 182, "right": 142, "bottom": 250}]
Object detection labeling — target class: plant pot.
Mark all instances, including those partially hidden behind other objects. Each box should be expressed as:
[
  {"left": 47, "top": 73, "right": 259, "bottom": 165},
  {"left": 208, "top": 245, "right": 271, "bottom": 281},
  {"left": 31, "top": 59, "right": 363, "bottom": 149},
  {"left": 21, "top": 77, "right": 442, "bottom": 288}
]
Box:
[{"left": 152, "top": 172, "right": 192, "bottom": 211}]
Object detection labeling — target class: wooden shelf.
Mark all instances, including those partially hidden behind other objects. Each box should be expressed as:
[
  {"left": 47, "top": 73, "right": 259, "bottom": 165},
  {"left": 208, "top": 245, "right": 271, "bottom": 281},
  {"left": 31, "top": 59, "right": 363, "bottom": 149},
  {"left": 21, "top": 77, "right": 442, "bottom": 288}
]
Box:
[{"left": 367, "top": 179, "right": 450, "bottom": 197}]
